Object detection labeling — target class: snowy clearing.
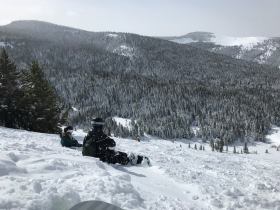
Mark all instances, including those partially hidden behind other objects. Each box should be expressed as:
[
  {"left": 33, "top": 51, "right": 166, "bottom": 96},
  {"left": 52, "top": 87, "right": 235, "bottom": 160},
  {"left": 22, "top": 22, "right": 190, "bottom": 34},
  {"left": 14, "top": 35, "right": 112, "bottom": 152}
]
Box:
[
  {"left": 113, "top": 45, "right": 134, "bottom": 58},
  {"left": 113, "top": 117, "right": 132, "bottom": 130},
  {"left": 0, "top": 126, "right": 280, "bottom": 210}
]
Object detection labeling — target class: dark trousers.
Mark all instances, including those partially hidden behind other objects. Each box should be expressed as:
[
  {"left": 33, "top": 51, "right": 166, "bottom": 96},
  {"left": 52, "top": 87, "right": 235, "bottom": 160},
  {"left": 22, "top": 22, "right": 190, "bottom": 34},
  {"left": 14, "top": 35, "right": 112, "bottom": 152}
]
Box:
[{"left": 99, "top": 150, "right": 130, "bottom": 165}]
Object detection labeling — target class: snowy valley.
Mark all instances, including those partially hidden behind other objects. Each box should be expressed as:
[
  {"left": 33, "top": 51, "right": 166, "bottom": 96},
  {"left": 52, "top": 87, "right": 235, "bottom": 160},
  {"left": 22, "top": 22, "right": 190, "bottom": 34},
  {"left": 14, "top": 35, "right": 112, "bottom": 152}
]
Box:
[{"left": 0, "top": 126, "right": 280, "bottom": 210}]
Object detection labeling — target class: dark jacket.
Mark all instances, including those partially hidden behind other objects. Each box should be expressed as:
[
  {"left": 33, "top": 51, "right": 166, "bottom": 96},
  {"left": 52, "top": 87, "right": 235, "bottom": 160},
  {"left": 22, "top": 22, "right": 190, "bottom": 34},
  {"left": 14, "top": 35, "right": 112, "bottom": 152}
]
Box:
[
  {"left": 61, "top": 133, "right": 82, "bottom": 147},
  {"left": 82, "top": 128, "right": 116, "bottom": 157}
]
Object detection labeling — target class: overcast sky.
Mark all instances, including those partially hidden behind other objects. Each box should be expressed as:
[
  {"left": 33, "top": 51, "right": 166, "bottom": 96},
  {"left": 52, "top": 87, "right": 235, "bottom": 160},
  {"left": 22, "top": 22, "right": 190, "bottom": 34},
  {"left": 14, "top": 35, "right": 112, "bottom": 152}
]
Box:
[{"left": 0, "top": 0, "right": 279, "bottom": 37}]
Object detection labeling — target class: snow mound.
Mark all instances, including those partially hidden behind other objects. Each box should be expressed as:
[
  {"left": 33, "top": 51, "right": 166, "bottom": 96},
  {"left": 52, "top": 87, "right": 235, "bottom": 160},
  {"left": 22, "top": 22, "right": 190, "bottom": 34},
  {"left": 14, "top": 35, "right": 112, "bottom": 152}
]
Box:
[
  {"left": 0, "top": 127, "right": 145, "bottom": 210},
  {"left": 0, "top": 154, "right": 27, "bottom": 176}
]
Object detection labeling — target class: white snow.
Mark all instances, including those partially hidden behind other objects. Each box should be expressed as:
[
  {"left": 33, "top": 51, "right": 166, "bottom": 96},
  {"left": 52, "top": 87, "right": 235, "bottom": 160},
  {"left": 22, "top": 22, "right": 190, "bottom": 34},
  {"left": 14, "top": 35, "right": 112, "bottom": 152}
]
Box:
[
  {"left": 266, "top": 126, "right": 280, "bottom": 145},
  {"left": 0, "top": 126, "right": 280, "bottom": 210},
  {"left": 170, "top": 38, "right": 197, "bottom": 44},
  {"left": 113, "top": 117, "right": 132, "bottom": 130},
  {"left": 212, "top": 35, "right": 268, "bottom": 49},
  {"left": 106, "top": 33, "right": 118, "bottom": 38},
  {"left": 71, "top": 106, "right": 78, "bottom": 112},
  {"left": 191, "top": 126, "right": 200, "bottom": 136},
  {"left": 0, "top": 42, "right": 13, "bottom": 48},
  {"left": 172, "top": 34, "right": 268, "bottom": 49},
  {"left": 113, "top": 45, "right": 134, "bottom": 58},
  {"left": 256, "top": 42, "right": 278, "bottom": 64}
]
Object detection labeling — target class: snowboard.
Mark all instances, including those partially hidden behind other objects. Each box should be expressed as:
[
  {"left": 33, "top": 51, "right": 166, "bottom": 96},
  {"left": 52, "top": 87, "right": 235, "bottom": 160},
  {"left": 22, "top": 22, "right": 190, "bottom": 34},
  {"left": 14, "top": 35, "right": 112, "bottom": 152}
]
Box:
[
  {"left": 69, "top": 146, "right": 83, "bottom": 151},
  {"left": 128, "top": 153, "right": 151, "bottom": 166},
  {"left": 69, "top": 200, "right": 123, "bottom": 210}
]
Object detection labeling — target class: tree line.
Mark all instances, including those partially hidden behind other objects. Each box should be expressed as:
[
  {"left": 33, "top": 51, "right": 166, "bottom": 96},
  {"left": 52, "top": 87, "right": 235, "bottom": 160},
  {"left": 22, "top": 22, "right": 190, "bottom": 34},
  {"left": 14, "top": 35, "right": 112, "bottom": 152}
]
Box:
[{"left": 0, "top": 49, "right": 64, "bottom": 133}]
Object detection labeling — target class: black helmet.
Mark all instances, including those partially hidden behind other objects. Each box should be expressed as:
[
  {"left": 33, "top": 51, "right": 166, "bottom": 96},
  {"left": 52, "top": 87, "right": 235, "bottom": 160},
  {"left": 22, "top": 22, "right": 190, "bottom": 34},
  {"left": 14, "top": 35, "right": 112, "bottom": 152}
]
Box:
[
  {"left": 91, "top": 117, "right": 105, "bottom": 127},
  {"left": 64, "top": 126, "right": 73, "bottom": 133}
]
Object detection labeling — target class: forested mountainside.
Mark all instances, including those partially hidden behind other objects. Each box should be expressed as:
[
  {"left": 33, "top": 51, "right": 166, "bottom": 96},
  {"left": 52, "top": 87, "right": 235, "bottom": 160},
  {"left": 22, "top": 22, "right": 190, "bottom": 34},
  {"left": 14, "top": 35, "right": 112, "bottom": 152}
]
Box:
[
  {"left": 1, "top": 20, "right": 280, "bottom": 142},
  {"left": 163, "top": 32, "right": 280, "bottom": 68}
]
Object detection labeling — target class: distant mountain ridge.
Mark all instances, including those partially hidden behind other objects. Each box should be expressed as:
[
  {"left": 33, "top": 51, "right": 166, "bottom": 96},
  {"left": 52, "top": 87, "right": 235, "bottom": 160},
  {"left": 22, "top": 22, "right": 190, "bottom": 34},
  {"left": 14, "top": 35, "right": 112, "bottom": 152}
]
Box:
[
  {"left": 163, "top": 32, "right": 280, "bottom": 68},
  {"left": 1, "top": 20, "right": 280, "bottom": 142}
]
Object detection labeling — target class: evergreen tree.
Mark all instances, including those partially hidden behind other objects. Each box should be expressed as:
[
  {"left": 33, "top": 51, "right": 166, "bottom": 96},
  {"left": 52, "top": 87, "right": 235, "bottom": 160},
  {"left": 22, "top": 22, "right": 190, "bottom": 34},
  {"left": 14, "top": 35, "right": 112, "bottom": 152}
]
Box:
[
  {"left": 0, "top": 49, "right": 22, "bottom": 128},
  {"left": 22, "top": 61, "right": 61, "bottom": 133},
  {"left": 194, "top": 144, "right": 197, "bottom": 150},
  {"left": 188, "top": 143, "right": 191, "bottom": 148},
  {"left": 210, "top": 139, "right": 214, "bottom": 152},
  {"left": 233, "top": 146, "right": 236, "bottom": 154},
  {"left": 219, "top": 139, "right": 224, "bottom": 153},
  {"left": 244, "top": 142, "right": 249, "bottom": 154}
]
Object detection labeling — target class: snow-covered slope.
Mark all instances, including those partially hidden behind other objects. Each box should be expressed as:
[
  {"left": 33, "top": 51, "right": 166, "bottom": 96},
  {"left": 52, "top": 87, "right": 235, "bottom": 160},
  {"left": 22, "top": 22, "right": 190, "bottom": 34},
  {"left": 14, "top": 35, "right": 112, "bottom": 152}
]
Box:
[
  {"left": 113, "top": 117, "right": 133, "bottom": 130},
  {"left": 169, "top": 32, "right": 268, "bottom": 48},
  {"left": 165, "top": 32, "right": 280, "bottom": 68},
  {"left": 0, "top": 126, "right": 280, "bottom": 210}
]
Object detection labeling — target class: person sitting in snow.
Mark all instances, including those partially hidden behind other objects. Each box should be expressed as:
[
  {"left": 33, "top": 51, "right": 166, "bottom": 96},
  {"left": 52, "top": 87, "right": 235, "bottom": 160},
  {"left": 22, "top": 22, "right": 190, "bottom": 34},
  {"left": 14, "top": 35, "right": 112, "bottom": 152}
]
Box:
[
  {"left": 82, "top": 117, "right": 150, "bottom": 165},
  {"left": 60, "top": 126, "right": 82, "bottom": 148}
]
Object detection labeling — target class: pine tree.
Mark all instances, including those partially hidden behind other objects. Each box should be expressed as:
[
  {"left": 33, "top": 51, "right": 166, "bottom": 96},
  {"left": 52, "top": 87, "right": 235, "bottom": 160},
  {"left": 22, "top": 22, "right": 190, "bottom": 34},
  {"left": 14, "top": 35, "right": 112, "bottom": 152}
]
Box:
[
  {"left": 188, "top": 143, "right": 191, "bottom": 148},
  {"left": 22, "top": 61, "right": 61, "bottom": 133},
  {"left": 210, "top": 138, "right": 214, "bottom": 151},
  {"left": 194, "top": 144, "right": 197, "bottom": 150},
  {"left": 199, "top": 145, "right": 202, "bottom": 150},
  {"left": 0, "top": 49, "right": 22, "bottom": 128},
  {"left": 244, "top": 142, "right": 249, "bottom": 154},
  {"left": 233, "top": 146, "right": 236, "bottom": 154}
]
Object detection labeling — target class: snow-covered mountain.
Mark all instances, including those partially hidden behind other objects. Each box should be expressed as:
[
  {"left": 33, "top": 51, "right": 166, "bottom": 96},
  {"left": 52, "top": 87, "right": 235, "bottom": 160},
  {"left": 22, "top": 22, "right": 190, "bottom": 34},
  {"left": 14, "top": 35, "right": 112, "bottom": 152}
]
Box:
[
  {"left": 166, "top": 32, "right": 268, "bottom": 47},
  {"left": 164, "top": 32, "right": 280, "bottom": 68},
  {"left": 1, "top": 20, "right": 280, "bottom": 142},
  {"left": 1, "top": 126, "right": 280, "bottom": 210}
]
